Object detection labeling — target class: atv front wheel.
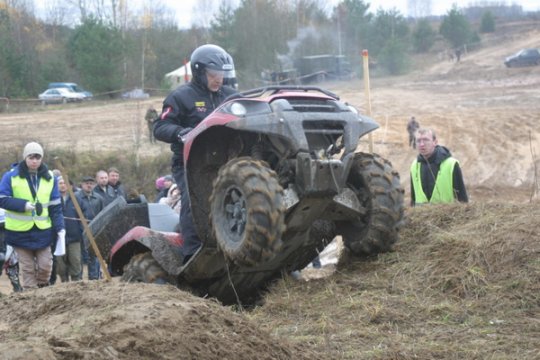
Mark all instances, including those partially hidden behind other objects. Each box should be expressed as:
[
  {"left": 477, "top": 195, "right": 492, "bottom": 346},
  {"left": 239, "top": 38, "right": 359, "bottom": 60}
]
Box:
[
  {"left": 121, "top": 252, "right": 169, "bottom": 284},
  {"left": 338, "top": 152, "right": 405, "bottom": 255},
  {"left": 210, "top": 157, "right": 285, "bottom": 267}
]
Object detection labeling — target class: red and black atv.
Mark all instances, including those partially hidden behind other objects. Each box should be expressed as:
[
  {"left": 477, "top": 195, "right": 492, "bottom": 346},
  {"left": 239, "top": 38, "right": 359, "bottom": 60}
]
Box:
[{"left": 88, "top": 86, "right": 405, "bottom": 305}]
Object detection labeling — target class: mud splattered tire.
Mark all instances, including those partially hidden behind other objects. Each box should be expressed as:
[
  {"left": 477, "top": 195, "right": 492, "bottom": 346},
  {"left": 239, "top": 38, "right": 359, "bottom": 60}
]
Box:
[
  {"left": 210, "top": 157, "right": 285, "bottom": 267},
  {"left": 121, "top": 252, "right": 169, "bottom": 284},
  {"left": 338, "top": 152, "right": 405, "bottom": 255}
]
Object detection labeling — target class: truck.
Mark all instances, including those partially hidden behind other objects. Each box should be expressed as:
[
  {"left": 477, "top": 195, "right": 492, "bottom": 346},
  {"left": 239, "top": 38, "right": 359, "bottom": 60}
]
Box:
[{"left": 263, "top": 55, "right": 353, "bottom": 85}]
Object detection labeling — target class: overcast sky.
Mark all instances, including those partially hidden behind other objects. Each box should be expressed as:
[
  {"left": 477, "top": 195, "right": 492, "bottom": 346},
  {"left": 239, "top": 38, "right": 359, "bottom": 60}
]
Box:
[
  {"left": 161, "top": 0, "right": 540, "bottom": 28},
  {"left": 34, "top": 0, "right": 540, "bottom": 28}
]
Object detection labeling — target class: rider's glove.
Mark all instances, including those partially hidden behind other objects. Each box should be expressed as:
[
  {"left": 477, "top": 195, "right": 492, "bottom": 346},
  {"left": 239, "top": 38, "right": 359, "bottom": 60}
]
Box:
[{"left": 177, "top": 127, "right": 193, "bottom": 143}]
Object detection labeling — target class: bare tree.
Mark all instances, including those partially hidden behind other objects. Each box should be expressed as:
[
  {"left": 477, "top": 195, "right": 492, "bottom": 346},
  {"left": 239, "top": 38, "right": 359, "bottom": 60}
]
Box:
[{"left": 407, "top": 0, "right": 432, "bottom": 18}]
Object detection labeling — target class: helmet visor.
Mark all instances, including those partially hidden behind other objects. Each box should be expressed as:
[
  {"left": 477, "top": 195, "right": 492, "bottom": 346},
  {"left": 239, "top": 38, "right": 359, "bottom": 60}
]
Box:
[{"left": 206, "top": 68, "right": 225, "bottom": 79}]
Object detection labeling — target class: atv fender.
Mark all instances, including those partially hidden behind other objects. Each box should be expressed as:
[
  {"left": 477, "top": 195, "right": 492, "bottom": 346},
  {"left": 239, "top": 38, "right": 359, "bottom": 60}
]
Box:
[{"left": 109, "top": 226, "right": 183, "bottom": 277}]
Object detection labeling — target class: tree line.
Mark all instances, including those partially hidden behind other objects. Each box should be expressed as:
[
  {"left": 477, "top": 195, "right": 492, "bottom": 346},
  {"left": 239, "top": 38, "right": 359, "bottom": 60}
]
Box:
[{"left": 0, "top": 0, "right": 501, "bottom": 99}]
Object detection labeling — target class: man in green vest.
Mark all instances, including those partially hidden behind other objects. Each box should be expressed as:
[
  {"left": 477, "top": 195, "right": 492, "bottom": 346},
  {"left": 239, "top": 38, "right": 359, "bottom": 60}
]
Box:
[
  {"left": 0, "top": 142, "right": 65, "bottom": 289},
  {"left": 410, "top": 128, "right": 468, "bottom": 206}
]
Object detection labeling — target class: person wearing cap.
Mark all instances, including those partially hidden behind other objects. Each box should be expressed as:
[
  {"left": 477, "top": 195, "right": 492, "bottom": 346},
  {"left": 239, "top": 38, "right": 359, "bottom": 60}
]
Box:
[
  {"left": 77, "top": 175, "right": 104, "bottom": 280},
  {"left": 154, "top": 44, "right": 237, "bottom": 264},
  {"left": 0, "top": 142, "right": 65, "bottom": 289}
]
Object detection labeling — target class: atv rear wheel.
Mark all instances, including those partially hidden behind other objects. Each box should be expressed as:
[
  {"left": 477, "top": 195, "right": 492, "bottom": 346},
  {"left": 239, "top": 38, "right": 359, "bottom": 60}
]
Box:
[
  {"left": 338, "top": 152, "right": 404, "bottom": 255},
  {"left": 210, "top": 157, "right": 285, "bottom": 267},
  {"left": 121, "top": 252, "right": 169, "bottom": 284}
]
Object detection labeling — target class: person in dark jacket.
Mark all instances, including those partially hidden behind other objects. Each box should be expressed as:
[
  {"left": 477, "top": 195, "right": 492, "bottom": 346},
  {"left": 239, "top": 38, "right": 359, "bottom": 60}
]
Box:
[
  {"left": 154, "top": 44, "right": 237, "bottom": 264},
  {"left": 407, "top": 116, "right": 420, "bottom": 149},
  {"left": 107, "top": 167, "right": 126, "bottom": 200},
  {"left": 0, "top": 142, "right": 65, "bottom": 289},
  {"left": 410, "top": 128, "right": 468, "bottom": 206},
  {"left": 94, "top": 170, "right": 116, "bottom": 207},
  {"left": 78, "top": 176, "right": 104, "bottom": 280},
  {"left": 56, "top": 177, "right": 87, "bottom": 282}
]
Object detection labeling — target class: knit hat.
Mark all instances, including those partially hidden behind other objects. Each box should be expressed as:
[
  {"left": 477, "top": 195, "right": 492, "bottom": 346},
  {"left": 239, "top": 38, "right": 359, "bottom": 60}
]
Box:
[
  {"left": 22, "top": 142, "right": 44, "bottom": 159},
  {"left": 163, "top": 175, "right": 174, "bottom": 182},
  {"left": 155, "top": 176, "right": 165, "bottom": 190}
]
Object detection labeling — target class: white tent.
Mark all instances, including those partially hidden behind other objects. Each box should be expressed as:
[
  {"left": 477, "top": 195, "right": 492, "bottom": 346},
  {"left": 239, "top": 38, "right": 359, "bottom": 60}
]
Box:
[{"left": 165, "top": 61, "right": 192, "bottom": 89}]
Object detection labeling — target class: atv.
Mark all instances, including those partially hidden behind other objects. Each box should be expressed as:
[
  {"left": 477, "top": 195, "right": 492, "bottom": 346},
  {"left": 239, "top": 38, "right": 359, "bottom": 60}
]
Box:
[{"left": 89, "top": 86, "right": 405, "bottom": 305}]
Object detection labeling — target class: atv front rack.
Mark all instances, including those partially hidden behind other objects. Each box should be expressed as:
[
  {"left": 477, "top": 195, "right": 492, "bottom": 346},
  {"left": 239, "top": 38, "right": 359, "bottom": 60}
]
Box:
[{"left": 224, "top": 86, "right": 340, "bottom": 102}]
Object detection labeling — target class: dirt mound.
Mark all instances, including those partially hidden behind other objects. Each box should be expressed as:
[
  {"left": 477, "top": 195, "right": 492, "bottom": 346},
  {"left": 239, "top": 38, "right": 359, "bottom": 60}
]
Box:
[
  {"left": 249, "top": 201, "right": 540, "bottom": 359},
  {"left": 0, "top": 281, "right": 320, "bottom": 360}
]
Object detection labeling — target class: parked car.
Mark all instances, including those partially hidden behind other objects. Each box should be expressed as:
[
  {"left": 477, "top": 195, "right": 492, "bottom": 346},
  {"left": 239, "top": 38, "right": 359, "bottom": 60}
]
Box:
[
  {"left": 38, "top": 87, "right": 85, "bottom": 104},
  {"left": 121, "top": 88, "right": 149, "bottom": 99},
  {"left": 48, "top": 82, "right": 93, "bottom": 100},
  {"left": 504, "top": 48, "right": 540, "bottom": 68}
]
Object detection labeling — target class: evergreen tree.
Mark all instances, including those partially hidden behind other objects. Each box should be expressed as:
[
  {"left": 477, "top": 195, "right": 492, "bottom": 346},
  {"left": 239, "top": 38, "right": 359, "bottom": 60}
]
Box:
[
  {"left": 439, "top": 6, "right": 474, "bottom": 49},
  {"left": 480, "top": 11, "right": 495, "bottom": 33},
  {"left": 412, "top": 19, "right": 435, "bottom": 53},
  {"left": 68, "top": 17, "right": 124, "bottom": 96}
]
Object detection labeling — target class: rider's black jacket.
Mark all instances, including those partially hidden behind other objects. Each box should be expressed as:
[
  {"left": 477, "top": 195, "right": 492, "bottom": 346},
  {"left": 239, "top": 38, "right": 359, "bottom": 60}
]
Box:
[{"left": 154, "top": 81, "right": 236, "bottom": 167}]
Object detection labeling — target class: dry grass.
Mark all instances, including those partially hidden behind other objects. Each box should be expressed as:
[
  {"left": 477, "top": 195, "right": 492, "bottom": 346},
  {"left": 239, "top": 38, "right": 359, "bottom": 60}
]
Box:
[{"left": 248, "top": 202, "right": 540, "bottom": 359}]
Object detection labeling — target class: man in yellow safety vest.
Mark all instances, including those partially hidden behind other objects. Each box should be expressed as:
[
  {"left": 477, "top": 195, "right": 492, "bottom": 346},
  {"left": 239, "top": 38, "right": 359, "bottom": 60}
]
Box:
[
  {"left": 0, "top": 142, "right": 65, "bottom": 289},
  {"left": 410, "top": 128, "right": 468, "bottom": 206}
]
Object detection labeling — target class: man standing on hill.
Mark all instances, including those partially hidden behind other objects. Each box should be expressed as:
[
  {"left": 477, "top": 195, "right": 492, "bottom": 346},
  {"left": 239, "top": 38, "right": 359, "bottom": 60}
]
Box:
[
  {"left": 145, "top": 106, "right": 159, "bottom": 144},
  {"left": 410, "top": 128, "right": 468, "bottom": 206},
  {"left": 154, "top": 44, "right": 236, "bottom": 264},
  {"left": 407, "top": 116, "right": 420, "bottom": 149}
]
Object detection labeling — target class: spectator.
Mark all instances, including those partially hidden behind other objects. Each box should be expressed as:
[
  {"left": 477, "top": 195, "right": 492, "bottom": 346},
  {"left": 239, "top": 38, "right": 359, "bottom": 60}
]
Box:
[
  {"left": 154, "top": 175, "right": 174, "bottom": 203},
  {"left": 0, "top": 142, "right": 65, "bottom": 289},
  {"left": 0, "top": 208, "right": 5, "bottom": 269},
  {"left": 2, "top": 245, "right": 22, "bottom": 292},
  {"left": 78, "top": 176, "right": 104, "bottom": 280},
  {"left": 94, "top": 170, "right": 115, "bottom": 207},
  {"left": 107, "top": 167, "right": 126, "bottom": 199},
  {"left": 56, "top": 177, "right": 86, "bottom": 282},
  {"left": 410, "top": 128, "right": 468, "bottom": 206},
  {"left": 1, "top": 205, "right": 21, "bottom": 293},
  {"left": 159, "top": 183, "right": 181, "bottom": 214},
  {"left": 145, "top": 106, "right": 159, "bottom": 143},
  {"left": 407, "top": 116, "right": 420, "bottom": 149},
  {"left": 154, "top": 44, "right": 236, "bottom": 264}
]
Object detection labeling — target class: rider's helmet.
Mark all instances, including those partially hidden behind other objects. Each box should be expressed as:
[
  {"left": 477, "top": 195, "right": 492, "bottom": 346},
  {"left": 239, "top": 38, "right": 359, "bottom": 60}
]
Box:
[{"left": 190, "top": 44, "right": 234, "bottom": 90}]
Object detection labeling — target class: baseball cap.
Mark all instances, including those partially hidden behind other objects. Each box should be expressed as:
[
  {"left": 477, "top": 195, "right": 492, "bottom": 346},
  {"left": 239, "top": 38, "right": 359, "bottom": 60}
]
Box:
[{"left": 82, "top": 176, "right": 95, "bottom": 183}]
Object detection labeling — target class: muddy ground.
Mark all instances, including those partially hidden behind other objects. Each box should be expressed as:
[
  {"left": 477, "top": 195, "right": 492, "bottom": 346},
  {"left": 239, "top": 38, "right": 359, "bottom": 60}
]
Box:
[{"left": 0, "top": 19, "right": 539, "bottom": 360}]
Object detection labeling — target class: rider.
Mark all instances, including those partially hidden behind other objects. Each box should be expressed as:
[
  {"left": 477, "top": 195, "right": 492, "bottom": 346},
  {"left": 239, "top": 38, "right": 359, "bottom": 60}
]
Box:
[{"left": 154, "top": 44, "right": 237, "bottom": 264}]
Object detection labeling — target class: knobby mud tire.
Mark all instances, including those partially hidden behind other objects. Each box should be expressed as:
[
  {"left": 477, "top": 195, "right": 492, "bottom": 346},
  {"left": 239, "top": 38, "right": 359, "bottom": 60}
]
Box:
[
  {"left": 339, "top": 152, "right": 405, "bottom": 256},
  {"left": 120, "top": 252, "right": 169, "bottom": 284},
  {"left": 210, "top": 157, "right": 285, "bottom": 267}
]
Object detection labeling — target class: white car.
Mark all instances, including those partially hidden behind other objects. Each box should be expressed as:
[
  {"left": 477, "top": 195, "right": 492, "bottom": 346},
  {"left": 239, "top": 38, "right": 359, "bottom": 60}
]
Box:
[{"left": 38, "top": 88, "right": 85, "bottom": 104}]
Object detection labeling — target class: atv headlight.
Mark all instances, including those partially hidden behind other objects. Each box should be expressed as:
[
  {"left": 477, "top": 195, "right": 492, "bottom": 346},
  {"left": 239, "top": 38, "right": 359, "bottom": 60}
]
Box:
[
  {"left": 230, "top": 102, "right": 247, "bottom": 116},
  {"left": 220, "top": 99, "right": 272, "bottom": 117}
]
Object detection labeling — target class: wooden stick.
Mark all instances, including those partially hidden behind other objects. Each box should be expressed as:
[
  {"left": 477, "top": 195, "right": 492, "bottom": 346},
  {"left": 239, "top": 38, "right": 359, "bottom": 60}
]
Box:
[{"left": 54, "top": 158, "right": 112, "bottom": 281}]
